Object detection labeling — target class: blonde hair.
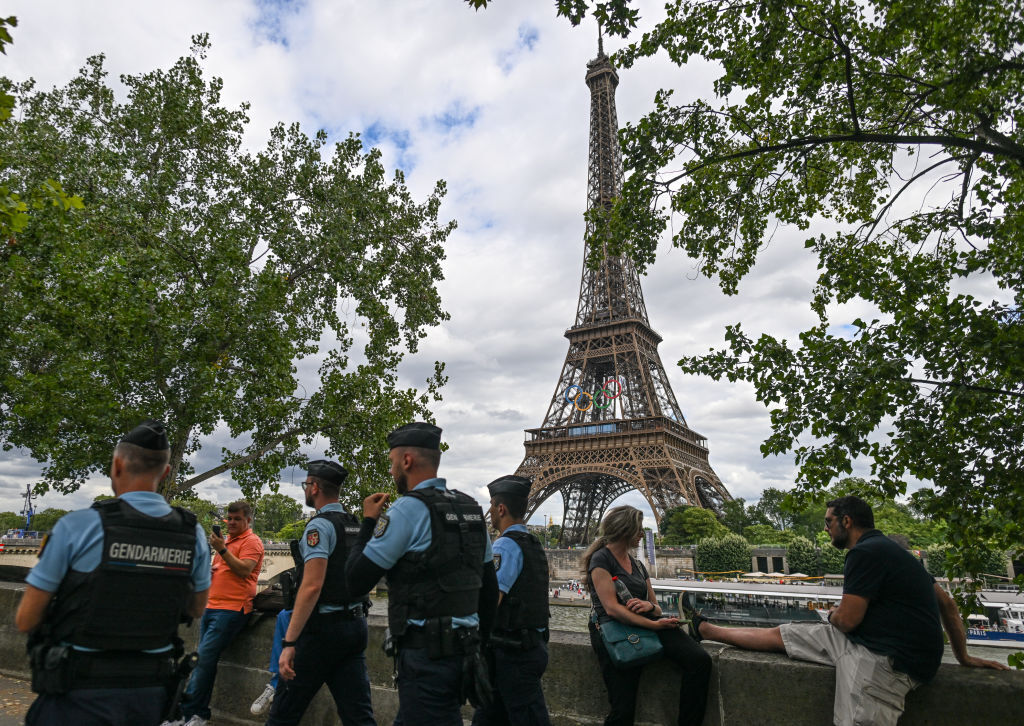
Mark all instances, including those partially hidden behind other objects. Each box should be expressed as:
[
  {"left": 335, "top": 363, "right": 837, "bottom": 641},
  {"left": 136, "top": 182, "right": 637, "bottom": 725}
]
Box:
[{"left": 581, "top": 505, "right": 644, "bottom": 587}]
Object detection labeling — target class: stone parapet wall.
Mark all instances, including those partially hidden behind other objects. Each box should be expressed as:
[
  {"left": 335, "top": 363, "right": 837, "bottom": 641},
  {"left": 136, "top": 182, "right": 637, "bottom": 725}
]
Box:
[{"left": 1, "top": 582, "right": 1022, "bottom": 725}]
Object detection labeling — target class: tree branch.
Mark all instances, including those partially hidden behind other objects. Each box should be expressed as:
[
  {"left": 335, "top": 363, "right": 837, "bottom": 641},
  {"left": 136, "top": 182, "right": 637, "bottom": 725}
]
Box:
[
  {"left": 859, "top": 157, "right": 958, "bottom": 241},
  {"left": 180, "top": 426, "right": 305, "bottom": 489},
  {"left": 825, "top": 17, "right": 860, "bottom": 134},
  {"left": 905, "top": 377, "right": 1024, "bottom": 399},
  {"left": 658, "top": 130, "right": 1021, "bottom": 187}
]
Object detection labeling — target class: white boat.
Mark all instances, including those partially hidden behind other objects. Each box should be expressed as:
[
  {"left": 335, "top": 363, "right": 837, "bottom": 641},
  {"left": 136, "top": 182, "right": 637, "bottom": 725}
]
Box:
[{"left": 966, "top": 603, "right": 1024, "bottom": 648}]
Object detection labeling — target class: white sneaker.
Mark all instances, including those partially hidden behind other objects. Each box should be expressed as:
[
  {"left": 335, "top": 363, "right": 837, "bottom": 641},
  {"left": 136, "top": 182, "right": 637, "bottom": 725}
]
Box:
[
  {"left": 158, "top": 721, "right": 184, "bottom": 726},
  {"left": 184, "top": 718, "right": 210, "bottom": 726},
  {"left": 250, "top": 683, "right": 276, "bottom": 715}
]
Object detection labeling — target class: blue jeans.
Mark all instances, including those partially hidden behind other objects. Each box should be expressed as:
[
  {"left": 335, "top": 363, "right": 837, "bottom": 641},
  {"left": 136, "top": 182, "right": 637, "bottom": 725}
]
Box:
[
  {"left": 268, "top": 609, "right": 293, "bottom": 689},
  {"left": 181, "top": 608, "right": 249, "bottom": 720}
]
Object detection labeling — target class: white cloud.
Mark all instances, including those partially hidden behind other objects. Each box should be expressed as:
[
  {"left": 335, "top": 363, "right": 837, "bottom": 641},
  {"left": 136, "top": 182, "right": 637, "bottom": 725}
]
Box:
[{"left": 0, "top": 0, "right": 889, "bottom": 526}]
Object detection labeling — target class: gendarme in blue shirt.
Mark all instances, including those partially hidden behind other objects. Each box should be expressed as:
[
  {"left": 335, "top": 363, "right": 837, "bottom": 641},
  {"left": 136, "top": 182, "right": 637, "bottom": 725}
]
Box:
[
  {"left": 493, "top": 523, "right": 528, "bottom": 594},
  {"left": 362, "top": 478, "right": 492, "bottom": 629},
  {"left": 26, "top": 491, "right": 211, "bottom": 594},
  {"left": 300, "top": 501, "right": 358, "bottom": 614},
  {"left": 26, "top": 491, "right": 211, "bottom": 653}
]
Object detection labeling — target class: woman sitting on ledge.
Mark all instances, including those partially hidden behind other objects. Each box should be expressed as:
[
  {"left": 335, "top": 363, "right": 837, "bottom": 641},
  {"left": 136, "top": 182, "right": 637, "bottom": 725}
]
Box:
[{"left": 584, "top": 506, "right": 711, "bottom": 726}]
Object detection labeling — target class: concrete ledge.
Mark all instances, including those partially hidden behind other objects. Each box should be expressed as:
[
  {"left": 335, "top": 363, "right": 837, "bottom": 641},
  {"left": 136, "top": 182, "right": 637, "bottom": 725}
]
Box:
[{"left": 1, "top": 582, "right": 1022, "bottom": 725}]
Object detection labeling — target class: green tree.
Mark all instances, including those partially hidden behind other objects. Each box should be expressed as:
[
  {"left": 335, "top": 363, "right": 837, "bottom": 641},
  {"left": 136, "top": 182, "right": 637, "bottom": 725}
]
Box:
[
  {"left": 275, "top": 518, "right": 310, "bottom": 541},
  {"left": 695, "top": 534, "right": 751, "bottom": 575},
  {"left": 0, "top": 37, "right": 451, "bottom": 511},
  {"left": 0, "top": 511, "right": 23, "bottom": 531},
  {"left": 253, "top": 492, "right": 303, "bottom": 537},
  {"left": 658, "top": 505, "right": 689, "bottom": 544},
  {"left": 0, "top": 16, "right": 82, "bottom": 245},
  {"left": 750, "top": 488, "right": 798, "bottom": 531},
  {"left": 30, "top": 508, "right": 68, "bottom": 532},
  {"left": 535, "top": 0, "right": 1024, "bottom": 585},
  {"left": 719, "top": 497, "right": 755, "bottom": 535},
  {"left": 743, "top": 524, "right": 798, "bottom": 546},
  {"left": 171, "top": 496, "right": 220, "bottom": 537},
  {"left": 681, "top": 507, "right": 730, "bottom": 541}
]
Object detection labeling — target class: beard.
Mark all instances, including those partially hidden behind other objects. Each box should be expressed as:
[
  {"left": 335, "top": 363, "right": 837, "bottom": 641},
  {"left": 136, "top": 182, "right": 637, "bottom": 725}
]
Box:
[
  {"left": 830, "top": 525, "right": 850, "bottom": 550},
  {"left": 394, "top": 470, "right": 408, "bottom": 495},
  {"left": 305, "top": 491, "right": 315, "bottom": 508}
]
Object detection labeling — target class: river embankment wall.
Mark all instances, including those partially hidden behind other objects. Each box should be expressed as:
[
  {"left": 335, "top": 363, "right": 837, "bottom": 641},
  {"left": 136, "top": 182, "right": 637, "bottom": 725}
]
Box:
[{"left": 1, "top": 582, "right": 1022, "bottom": 725}]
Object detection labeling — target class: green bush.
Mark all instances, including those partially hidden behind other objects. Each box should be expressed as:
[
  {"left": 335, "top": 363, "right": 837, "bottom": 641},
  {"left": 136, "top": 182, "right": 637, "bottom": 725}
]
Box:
[{"left": 696, "top": 534, "right": 751, "bottom": 575}]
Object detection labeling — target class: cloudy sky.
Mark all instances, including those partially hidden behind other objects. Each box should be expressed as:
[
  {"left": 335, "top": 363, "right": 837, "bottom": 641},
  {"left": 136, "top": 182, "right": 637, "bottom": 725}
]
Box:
[{"left": 0, "top": 0, "right": 866, "bottom": 527}]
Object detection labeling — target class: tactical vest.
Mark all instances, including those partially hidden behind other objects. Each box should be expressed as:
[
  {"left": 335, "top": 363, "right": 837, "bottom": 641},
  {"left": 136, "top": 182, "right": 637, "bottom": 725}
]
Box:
[
  {"left": 291, "top": 509, "right": 368, "bottom": 610},
  {"left": 47, "top": 498, "right": 197, "bottom": 651},
  {"left": 494, "top": 529, "right": 549, "bottom": 633},
  {"left": 386, "top": 487, "right": 487, "bottom": 636}
]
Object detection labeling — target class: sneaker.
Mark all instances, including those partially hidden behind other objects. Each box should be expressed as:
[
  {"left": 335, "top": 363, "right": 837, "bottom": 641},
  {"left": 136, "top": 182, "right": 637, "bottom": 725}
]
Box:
[
  {"left": 251, "top": 682, "right": 276, "bottom": 716},
  {"left": 184, "top": 718, "right": 210, "bottom": 726},
  {"left": 678, "top": 591, "right": 709, "bottom": 642},
  {"left": 158, "top": 721, "right": 184, "bottom": 726}
]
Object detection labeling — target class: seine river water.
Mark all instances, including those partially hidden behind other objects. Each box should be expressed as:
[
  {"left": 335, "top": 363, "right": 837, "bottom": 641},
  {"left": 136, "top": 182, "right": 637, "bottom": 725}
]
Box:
[{"left": 548, "top": 603, "right": 1014, "bottom": 664}]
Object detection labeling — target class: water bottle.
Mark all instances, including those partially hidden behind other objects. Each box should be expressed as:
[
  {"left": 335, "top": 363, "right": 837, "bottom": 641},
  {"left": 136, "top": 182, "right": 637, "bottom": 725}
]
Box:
[{"left": 612, "top": 576, "right": 632, "bottom": 605}]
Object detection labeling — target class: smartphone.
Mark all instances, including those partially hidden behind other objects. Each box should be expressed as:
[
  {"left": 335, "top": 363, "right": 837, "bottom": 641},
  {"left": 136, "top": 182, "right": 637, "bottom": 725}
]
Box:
[{"left": 212, "top": 525, "right": 221, "bottom": 537}]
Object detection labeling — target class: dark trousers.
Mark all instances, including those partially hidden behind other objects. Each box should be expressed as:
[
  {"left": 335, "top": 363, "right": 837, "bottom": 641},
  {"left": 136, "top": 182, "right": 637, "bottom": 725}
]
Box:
[
  {"left": 589, "top": 623, "right": 711, "bottom": 726},
  {"left": 182, "top": 607, "right": 249, "bottom": 719},
  {"left": 265, "top": 615, "right": 375, "bottom": 726},
  {"left": 393, "top": 646, "right": 464, "bottom": 726},
  {"left": 26, "top": 686, "right": 167, "bottom": 726},
  {"left": 471, "top": 642, "right": 551, "bottom": 726}
]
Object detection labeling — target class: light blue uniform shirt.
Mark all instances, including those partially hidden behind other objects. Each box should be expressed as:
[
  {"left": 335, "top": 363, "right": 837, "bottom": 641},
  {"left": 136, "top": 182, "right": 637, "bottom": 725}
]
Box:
[
  {"left": 363, "top": 478, "right": 492, "bottom": 629},
  {"left": 300, "top": 502, "right": 359, "bottom": 614},
  {"left": 493, "top": 523, "right": 546, "bottom": 633},
  {"left": 25, "top": 491, "right": 212, "bottom": 651},
  {"left": 493, "top": 524, "right": 528, "bottom": 594}
]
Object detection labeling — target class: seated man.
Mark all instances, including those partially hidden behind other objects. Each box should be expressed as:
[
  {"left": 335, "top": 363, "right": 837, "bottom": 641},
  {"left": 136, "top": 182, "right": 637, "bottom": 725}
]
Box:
[
  {"left": 683, "top": 495, "right": 1007, "bottom": 726},
  {"left": 176, "top": 500, "right": 264, "bottom": 726}
]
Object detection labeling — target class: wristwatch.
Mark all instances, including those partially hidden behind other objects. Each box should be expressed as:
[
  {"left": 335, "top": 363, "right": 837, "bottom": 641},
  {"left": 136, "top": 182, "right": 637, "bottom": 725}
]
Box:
[
  {"left": 218, "top": 548, "right": 227, "bottom": 556},
  {"left": 281, "top": 639, "right": 298, "bottom": 648}
]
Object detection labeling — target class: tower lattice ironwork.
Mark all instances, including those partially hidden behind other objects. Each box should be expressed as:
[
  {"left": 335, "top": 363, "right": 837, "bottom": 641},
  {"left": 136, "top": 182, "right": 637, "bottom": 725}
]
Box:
[{"left": 515, "top": 44, "right": 732, "bottom": 546}]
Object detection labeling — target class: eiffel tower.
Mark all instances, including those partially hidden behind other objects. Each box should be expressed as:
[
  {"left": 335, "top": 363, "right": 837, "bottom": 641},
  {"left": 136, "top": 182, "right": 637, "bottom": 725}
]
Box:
[{"left": 515, "top": 41, "right": 733, "bottom": 546}]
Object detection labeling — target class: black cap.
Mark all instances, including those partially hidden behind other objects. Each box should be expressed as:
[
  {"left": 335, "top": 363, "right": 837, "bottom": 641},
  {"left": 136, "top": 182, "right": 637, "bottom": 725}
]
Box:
[
  {"left": 120, "top": 419, "right": 170, "bottom": 451},
  {"left": 307, "top": 459, "right": 348, "bottom": 488},
  {"left": 387, "top": 422, "right": 442, "bottom": 450},
  {"left": 487, "top": 475, "right": 531, "bottom": 499}
]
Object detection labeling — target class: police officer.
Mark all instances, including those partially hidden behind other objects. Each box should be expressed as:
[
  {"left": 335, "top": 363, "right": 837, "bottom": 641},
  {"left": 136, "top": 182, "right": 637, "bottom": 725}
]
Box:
[
  {"left": 265, "top": 459, "right": 375, "bottom": 726},
  {"left": 346, "top": 422, "right": 498, "bottom": 726},
  {"left": 16, "top": 419, "right": 211, "bottom": 726},
  {"left": 472, "top": 475, "right": 552, "bottom": 726}
]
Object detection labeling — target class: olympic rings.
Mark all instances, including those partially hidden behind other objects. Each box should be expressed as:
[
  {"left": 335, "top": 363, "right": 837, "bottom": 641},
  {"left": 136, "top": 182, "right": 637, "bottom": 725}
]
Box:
[{"left": 562, "top": 378, "right": 623, "bottom": 412}]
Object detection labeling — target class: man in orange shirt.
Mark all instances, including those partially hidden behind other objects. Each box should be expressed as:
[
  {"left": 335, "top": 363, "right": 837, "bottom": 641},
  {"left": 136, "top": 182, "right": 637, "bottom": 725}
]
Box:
[{"left": 175, "top": 500, "right": 265, "bottom": 726}]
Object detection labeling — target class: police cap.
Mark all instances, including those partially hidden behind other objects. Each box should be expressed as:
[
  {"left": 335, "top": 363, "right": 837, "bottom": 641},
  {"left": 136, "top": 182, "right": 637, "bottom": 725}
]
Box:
[
  {"left": 120, "top": 419, "right": 170, "bottom": 451},
  {"left": 387, "top": 422, "right": 442, "bottom": 450},
  {"left": 486, "top": 475, "right": 531, "bottom": 500},
  {"left": 307, "top": 459, "right": 348, "bottom": 488}
]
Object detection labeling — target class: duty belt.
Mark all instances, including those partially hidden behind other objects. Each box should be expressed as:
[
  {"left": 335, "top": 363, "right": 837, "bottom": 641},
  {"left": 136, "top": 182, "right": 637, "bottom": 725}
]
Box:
[
  {"left": 489, "top": 628, "right": 549, "bottom": 651},
  {"left": 75, "top": 650, "right": 175, "bottom": 686},
  {"left": 397, "top": 623, "right": 480, "bottom": 659}
]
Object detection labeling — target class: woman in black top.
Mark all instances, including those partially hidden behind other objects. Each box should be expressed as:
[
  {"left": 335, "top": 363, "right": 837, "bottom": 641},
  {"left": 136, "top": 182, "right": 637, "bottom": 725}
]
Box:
[{"left": 583, "top": 506, "right": 711, "bottom": 726}]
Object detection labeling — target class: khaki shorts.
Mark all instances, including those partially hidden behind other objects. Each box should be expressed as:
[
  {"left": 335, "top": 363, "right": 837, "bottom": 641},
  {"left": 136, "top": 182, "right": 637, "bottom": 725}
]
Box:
[{"left": 780, "top": 623, "right": 918, "bottom": 726}]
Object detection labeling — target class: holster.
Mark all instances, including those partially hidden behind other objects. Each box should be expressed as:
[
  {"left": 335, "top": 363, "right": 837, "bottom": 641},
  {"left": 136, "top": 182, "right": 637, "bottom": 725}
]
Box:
[{"left": 30, "top": 643, "right": 72, "bottom": 695}]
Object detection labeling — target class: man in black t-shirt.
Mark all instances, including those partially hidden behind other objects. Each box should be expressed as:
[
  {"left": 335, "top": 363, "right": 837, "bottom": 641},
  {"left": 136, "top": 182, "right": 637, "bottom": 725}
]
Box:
[{"left": 683, "top": 496, "right": 1007, "bottom": 726}]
